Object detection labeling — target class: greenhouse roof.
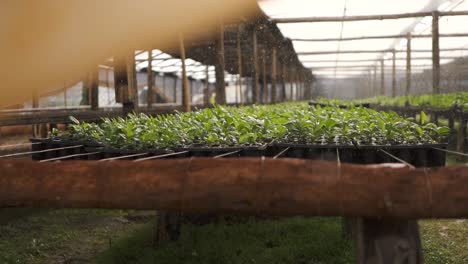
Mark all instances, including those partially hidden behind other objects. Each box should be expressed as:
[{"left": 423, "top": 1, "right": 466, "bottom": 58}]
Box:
[{"left": 259, "top": 0, "right": 468, "bottom": 78}]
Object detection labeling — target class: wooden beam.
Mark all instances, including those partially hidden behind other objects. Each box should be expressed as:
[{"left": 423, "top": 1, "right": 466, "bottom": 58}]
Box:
[
  {"left": 432, "top": 12, "right": 441, "bottom": 94},
  {"left": 271, "top": 48, "right": 277, "bottom": 104},
  {"left": 291, "top": 33, "right": 468, "bottom": 42},
  {"left": 147, "top": 50, "right": 154, "bottom": 107},
  {"left": 1, "top": 159, "right": 468, "bottom": 219},
  {"left": 301, "top": 57, "right": 464, "bottom": 63},
  {"left": 215, "top": 21, "right": 226, "bottom": 105},
  {"left": 406, "top": 33, "right": 412, "bottom": 96},
  {"left": 179, "top": 34, "right": 190, "bottom": 112},
  {"left": 298, "top": 48, "right": 468, "bottom": 55},
  {"left": 273, "top": 10, "right": 468, "bottom": 23}
]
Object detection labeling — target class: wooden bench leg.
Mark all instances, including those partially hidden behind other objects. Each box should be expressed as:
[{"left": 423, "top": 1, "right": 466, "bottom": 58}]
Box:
[
  {"left": 355, "top": 218, "right": 424, "bottom": 264},
  {"left": 154, "top": 211, "right": 182, "bottom": 248},
  {"left": 342, "top": 217, "right": 356, "bottom": 239}
]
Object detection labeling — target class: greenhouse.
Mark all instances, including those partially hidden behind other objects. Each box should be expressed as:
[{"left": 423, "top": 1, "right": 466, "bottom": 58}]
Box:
[{"left": 0, "top": 0, "right": 467, "bottom": 263}]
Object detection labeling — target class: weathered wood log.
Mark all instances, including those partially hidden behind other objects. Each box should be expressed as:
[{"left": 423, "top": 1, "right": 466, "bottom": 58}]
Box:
[{"left": 0, "top": 159, "right": 467, "bottom": 219}]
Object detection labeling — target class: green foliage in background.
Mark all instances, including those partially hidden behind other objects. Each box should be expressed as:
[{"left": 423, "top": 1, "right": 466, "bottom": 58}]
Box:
[
  {"left": 64, "top": 103, "right": 448, "bottom": 150},
  {"left": 359, "top": 92, "right": 468, "bottom": 110}
]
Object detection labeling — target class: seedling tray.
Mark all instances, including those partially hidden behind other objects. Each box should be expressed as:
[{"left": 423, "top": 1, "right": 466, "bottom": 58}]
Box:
[
  {"left": 268, "top": 143, "right": 447, "bottom": 167},
  {"left": 31, "top": 138, "right": 447, "bottom": 167}
]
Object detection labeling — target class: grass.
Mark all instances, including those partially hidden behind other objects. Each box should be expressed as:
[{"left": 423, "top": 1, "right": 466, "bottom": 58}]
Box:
[
  {"left": 2, "top": 210, "right": 467, "bottom": 264},
  {"left": 96, "top": 217, "right": 354, "bottom": 264},
  {"left": 421, "top": 220, "right": 468, "bottom": 264},
  {"left": 0, "top": 209, "right": 150, "bottom": 264}
]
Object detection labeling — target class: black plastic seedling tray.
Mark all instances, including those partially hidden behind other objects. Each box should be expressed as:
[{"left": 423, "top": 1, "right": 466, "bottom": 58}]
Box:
[
  {"left": 268, "top": 143, "right": 447, "bottom": 167},
  {"left": 31, "top": 138, "right": 447, "bottom": 168}
]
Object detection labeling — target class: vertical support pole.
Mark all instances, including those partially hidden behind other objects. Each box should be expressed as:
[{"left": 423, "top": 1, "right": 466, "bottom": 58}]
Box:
[
  {"left": 215, "top": 20, "right": 226, "bottom": 105},
  {"left": 32, "top": 89, "right": 39, "bottom": 137},
  {"left": 204, "top": 65, "right": 210, "bottom": 106},
  {"left": 373, "top": 65, "right": 377, "bottom": 97},
  {"left": 356, "top": 219, "right": 424, "bottom": 264},
  {"left": 252, "top": 26, "right": 259, "bottom": 104},
  {"left": 432, "top": 11, "right": 441, "bottom": 94},
  {"left": 179, "top": 34, "right": 190, "bottom": 112},
  {"left": 126, "top": 51, "right": 138, "bottom": 113},
  {"left": 367, "top": 70, "right": 372, "bottom": 98},
  {"left": 90, "top": 68, "right": 99, "bottom": 111},
  {"left": 281, "top": 62, "right": 287, "bottom": 102},
  {"left": 295, "top": 69, "right": 300, "bottom": 101},
  {"left": 406, "top": 33, "right": 412, "bottom": 96},
  {"left": 261, "top": 49, "right": 267, "bottom": 104},
  {"left": 189, "top": 78, "right": 194, "bottom": 105},
  {"left": 457, "top": 115, "right": 467, "bottom": 158},
  {"left": 380, "top": 59, "right": 385, "bottom": 96},
  {"left": 289, "top": 68, "right": 294, "bottom": 101},
  {"left": 237, "top": 25, "right": 244, "bottom": 105},
  {"left": 147, "top": 49, "right": 154, "bottom": 108},
  {"left": 114, "top": 54, "right": 136, "bottom": 115},
  {"left": 106, "top": 68, "right": 111, "bottom": 105},
  {"left": 173, "top": 76, "right": 178, "bottom": 104},
  {"left": 271, "top": 48, "right": 277, "bottom": 104},
  {"left": 63, "top": 83, "right": 68, "bottom": 107},
  {"left": 80, "top": 74, "right": 90, "bottom": 106},
  {"left": 392, "top": 49, "right": 396, "bottom": 97}
]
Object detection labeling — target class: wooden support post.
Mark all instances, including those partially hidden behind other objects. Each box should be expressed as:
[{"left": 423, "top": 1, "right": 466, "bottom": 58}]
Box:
[
  {"left": 456, "top": 116, "right": 467, "bottom": 157},
  {"left": 90, "top": 68, "right": 99, "bottom": 111},
  {"left": 179, "top": 34, "right": 190, "bottom": 112},
  {"left": 432, "top": 11, "right": 441, "bottom": 94},
  {"left": 366, "top": 70, "right": 371, "bottom": 97},
  {"left": 288, "top": 68, "right": 294, "bottom": 101},
  {"left": 80, "top": 74, "right": 90, "bottom": 106},
  {"left": 380, "top": 59, "right": 385, "bottom": 96},
  {"left": 392, "top": 49, "right": 397, "bottom": 97},
  {"left": 261, "top": 49, "right": 267, "bottom": 104},
  {"left": 31, "top": 89, "right": 42, "bottom": 138},
  {"left": 406, "top": 33, "right": 412, "bottom": 96},
  {"left": 271, "top": 48, "right": 277, "bottom": 104},
  {"left": 147, "top": 50, "right": 154, "bottom": 108},
  {"left": 189, "top": 78, "right": 194, "bottom": 105},
  {"left": 63, "top": 83, "right": 68, "bottom": 108},
  {"left": 113, "top": 55, "right": 133, "bottom": 114},
  {"left": 373, "top": 65, "right": 377, "bottom": 96},
  {"left": 281, "top": 63, "right": 287, "bottom": 102},
  {"left": 252, "top": 27, "right": 259, "bottom": 104},
  {"left": 356, "top": 219, "right": 424, "bottom": 264},
  {"left": 204, "top": 66, "right": 210, "bottom": 106},
  {"left": 127, "top": 52, "right": 138, "bottom": 113},
  {"left": 154, "top": 212, "right": 182, "bottom": 248},
  {"left": 173, "top": 76, "right": 178, "bottom": 104},
  {"left": 237, "top": 25, "right": 244, "bottom": 105},
  {"left": 215, "top": 21, "right": 226, "bottom": 105}
]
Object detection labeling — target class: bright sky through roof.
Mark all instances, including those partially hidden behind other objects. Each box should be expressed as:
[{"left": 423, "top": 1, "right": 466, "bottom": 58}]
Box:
[{"left": 259, "top": 0, "right": 468, "bottom": 78}]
